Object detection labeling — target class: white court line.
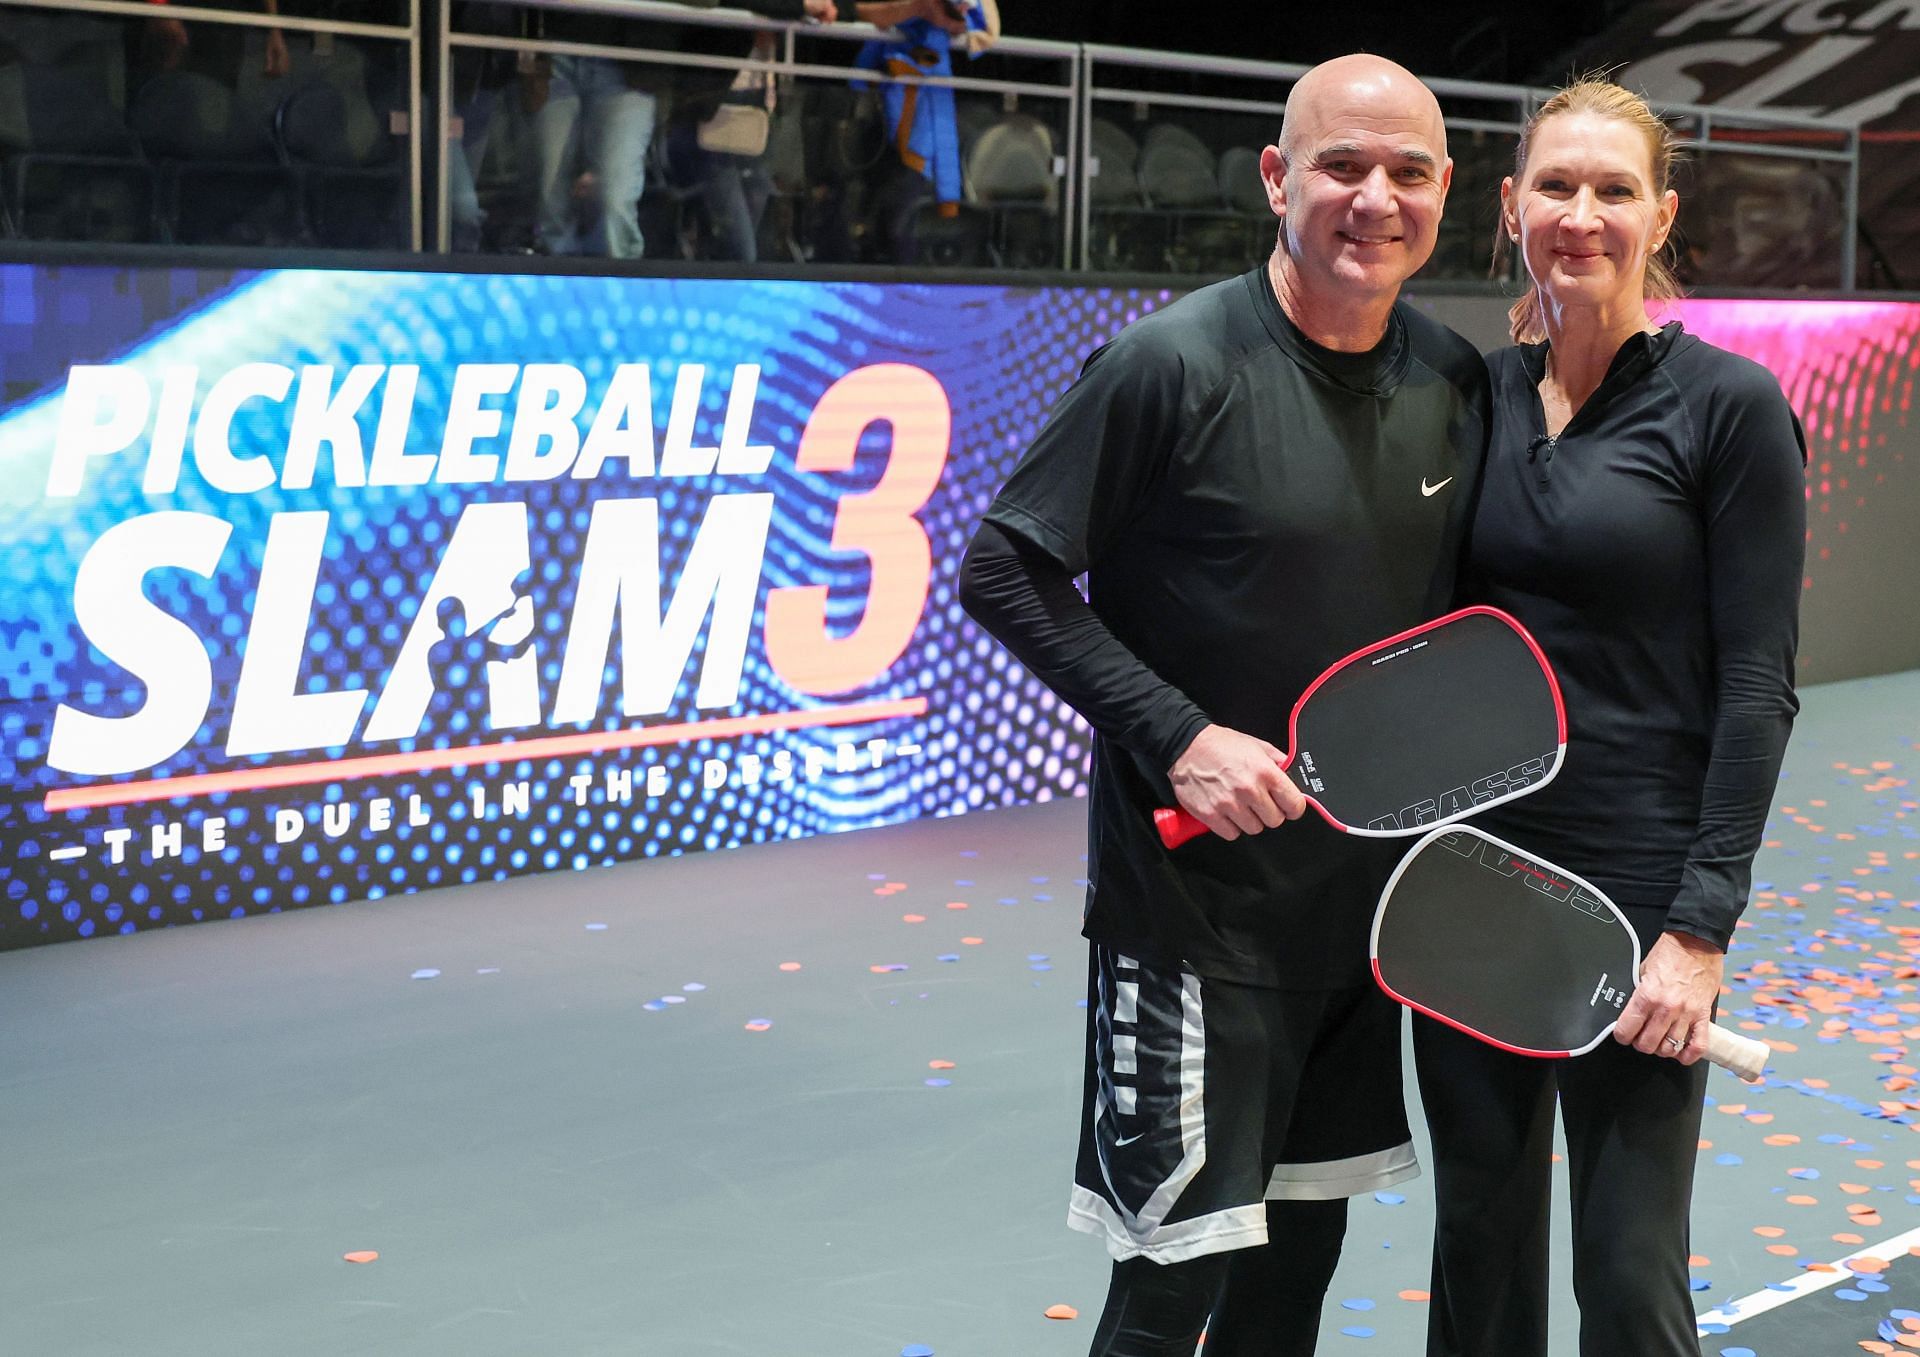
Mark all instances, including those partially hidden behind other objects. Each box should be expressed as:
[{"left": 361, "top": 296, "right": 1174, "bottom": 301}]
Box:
[
  {"left": 1697, "top": 1223, "right": 1920, "bottom": 1332},
  {"left": 48, "top": 845, "right": 86, "bottom": 862}
]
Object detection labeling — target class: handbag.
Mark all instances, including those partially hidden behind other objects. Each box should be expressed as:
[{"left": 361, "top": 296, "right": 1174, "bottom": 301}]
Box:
[{"left": 697, "top": 53, "right": 776, "bottom": 158}]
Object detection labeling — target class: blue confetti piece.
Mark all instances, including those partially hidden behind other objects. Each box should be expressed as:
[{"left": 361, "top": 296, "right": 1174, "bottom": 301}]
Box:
[
  {"left": 410, "top": 968, "right": 440, "bottom": 979},
  {"left": 1765, "top": 1282, "right": 1796, "bottom": 1292},
  {"left": 1031, "top": 963, "right": 1054, "bottom": 972},
  {"left": 902, "top": 1346, "right": 934, "bottom": 1357},
  {"left": 1836, "top": 1289, "right": 1868, "bottom": 1302},
  {"left": 643, "top": 1001, "right": 666, "bottom": 1011},
  {"left": 1893, "top": 1308, "right": 1920, "bottom": 1320},
  {"left": 1374, "top": 1192, "right": 1406, "bottom": 1205},
  {"left": 937, "top": 954, "right": 960, "bottom": 962},
  {"left": 1856, "top": 1278, "right": 1889, "bottom": 1293},
  {"left": 1788, "top": 1167, "right": 1819, "bottom": 1180},
  {"left": 1699, "top": 1322, "right": 1730, "bottom": 1335},
  {"left": 1690, "top": 1279, "right": 1712, "bottom": 1291},
  {"left": 925, "top": 1078, "right": 951, "bottom": 1088},
  {"left": 1715, "top": 1154, "right": 1743, "bottom": 1166},
  {"left": 999, "top": 898, "right": 1019, "bottom": 905},
  {"left": 682, "top": 982, "right": 706, "bottom": 992},
  {"left": 1028, "top": 954, "right": 1049, "bottom": 961},
  {"left": 1720, "top": 1349, "right": 1756, "bottom": 1357},
  {"left": 1341, "top": 1298, "right": 1375, "bottom": 1311},
  {"left": 1339, "top": 1327, "right": 1375, "bottom": 1339},
  {"left": 585, "top": 922, "right": 608, "bottom": 931},
  {"left": 1819, "top": 1133, "right": 1852, "bottom": 1144}
]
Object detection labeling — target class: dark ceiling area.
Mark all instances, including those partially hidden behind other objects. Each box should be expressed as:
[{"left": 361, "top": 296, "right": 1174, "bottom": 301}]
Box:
[{"left": 1007, "top": 1, "right": 1640, "bottom": 85}]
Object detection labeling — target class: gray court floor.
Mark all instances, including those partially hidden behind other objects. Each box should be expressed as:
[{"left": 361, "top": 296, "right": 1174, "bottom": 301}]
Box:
[{"left": 1, "top": 670, "right": 1916, "bottom": 1357}]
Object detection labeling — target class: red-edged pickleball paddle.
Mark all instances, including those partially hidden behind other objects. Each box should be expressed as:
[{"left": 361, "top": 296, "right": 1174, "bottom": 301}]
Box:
[
  {"left": 1372, "top": 825, "right": 1768, "bottom": 1082},
  {"left": 1154, "top": 607, "right": 1566, "bottom": 849}
]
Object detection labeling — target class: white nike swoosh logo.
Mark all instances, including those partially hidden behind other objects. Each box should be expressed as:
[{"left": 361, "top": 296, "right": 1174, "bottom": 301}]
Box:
[
  {"left": 1113, "top": 1132, "right": 1147, "bottom": 1149},
  {"left": 1421, "top": 476, "right": 1453, "bottom": 497}
]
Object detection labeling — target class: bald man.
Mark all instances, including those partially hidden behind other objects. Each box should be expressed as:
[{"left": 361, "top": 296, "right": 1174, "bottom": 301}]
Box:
[{"left": 959, "top": 56, "right": 1489, "bottom": 1356}]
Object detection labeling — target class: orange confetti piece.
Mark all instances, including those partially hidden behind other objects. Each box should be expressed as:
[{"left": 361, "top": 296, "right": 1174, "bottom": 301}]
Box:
[
  {"left": 1718, "top": 1104, "right": 1748, "bottom": 1115},
  {"left": 1766, "top": 1243, "right": 1799, "bottom": 1256},
  {"left": 902, "top": 914, "right": 927, "bottom": 923},
  {"left": 1754, "top": 1226, "right": 1787, "bottom": 1238},
  {"left": 1787, "top": 1195, "right": 1819, "bottom": 1206},
  {"left": 1044, "top": 1304, "right": 1079, "bottom": 1321},
  {"left": 929, "top": 1059, "right": 955, "bottom": 1070},
  {"left": 1398, "top": 1290, "right": 1431, "bottom": 1302},
  {"left": 1834, "top": 1233, "right": 1866, "bottom": 1244},
  {"left": 343, "top": 1251, "right": 379, "bottom": 1264},
  {"left": 1840, "top": 1182, "right": 1871, "bottom": 1194},
  {"left": 1764, "top": 1134, "right": 1801, "bottom": 1146},
  {"left": 961, "top": 936, "right": 984, "bottom": 945},
  {"left": 1697, "top": 1139, "right": 1713, "bottom": 1150},
  {"left": 946, "top": 901, "right": 970, "bottom": 910},
  {"left": 778, "top": 962, "right": 802, "bottom": 972},
  {"left": 744, "top": 1020, "right": 772, "bottom": 1032},
  {"left": 1689, "top": 1254, "right": 1710, "bottom": 1267},
  {"left": 1746, "top": 1112, "right": 1775, "bottom": 1124},
  {"left": 1848, "top": 1256, "right": 1890, "bottom": 1274}
]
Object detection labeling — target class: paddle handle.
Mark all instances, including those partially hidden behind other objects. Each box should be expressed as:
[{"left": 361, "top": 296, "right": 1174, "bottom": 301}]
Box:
[
  {"left": 1154, "top": 807, "right": 1209, "bottom": 850},
  {"left": 1706, "top": 1023, "right": 1768, "bottom": 1083}
]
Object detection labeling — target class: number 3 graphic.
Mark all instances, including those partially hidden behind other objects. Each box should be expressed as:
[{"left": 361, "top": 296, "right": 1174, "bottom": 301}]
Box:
[{"left": 766, "top": 363, "right": 951, "bottom": 695}]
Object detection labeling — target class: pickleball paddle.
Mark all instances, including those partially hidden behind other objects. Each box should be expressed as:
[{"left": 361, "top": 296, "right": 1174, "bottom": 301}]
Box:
[
  {"left": 1154, "top": 607, "right": 1566, "bottom": 849},
  {"left": 1372, "top": 825, "right": 1768, "bottom": 1082}
]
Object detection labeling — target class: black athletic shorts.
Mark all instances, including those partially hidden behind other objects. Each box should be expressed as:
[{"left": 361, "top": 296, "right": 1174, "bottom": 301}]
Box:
[{"left": 1067, "top": 944, "right": 1417, "bottom": 1263}]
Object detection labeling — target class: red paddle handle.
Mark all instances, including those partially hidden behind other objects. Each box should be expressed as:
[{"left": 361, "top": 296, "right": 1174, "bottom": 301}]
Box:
[{"left": 1154, "top": 807, "right": 1210, "bottom": 851}]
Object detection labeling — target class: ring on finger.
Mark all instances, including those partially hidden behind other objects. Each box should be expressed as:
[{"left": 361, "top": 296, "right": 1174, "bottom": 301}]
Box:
[{"left": 1663, "top": 1035, "right": 1684, "bottom": 1051}]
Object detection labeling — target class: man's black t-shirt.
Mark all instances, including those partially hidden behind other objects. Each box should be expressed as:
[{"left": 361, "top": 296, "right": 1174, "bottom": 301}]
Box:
[{"left": 975, "top": 266, "right": 1488, "bottom": 988}]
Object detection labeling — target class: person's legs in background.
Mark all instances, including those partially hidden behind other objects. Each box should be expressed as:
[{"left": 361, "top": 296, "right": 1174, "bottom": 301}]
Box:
[
  {"left": 448, "top": 85, "right": 497, "bottom": 251},
  {"left": 530, "top": 56, "right": 584, "bottom": 254},
  {"left": 575, "top": 57, "right": 654, "bottom": 259},
  {"left": 700, "top": 153, "right": 774, "bottom": 263}
]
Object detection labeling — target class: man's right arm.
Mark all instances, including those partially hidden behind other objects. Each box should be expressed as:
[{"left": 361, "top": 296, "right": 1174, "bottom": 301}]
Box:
[{"left": 959, "top": 520, "right": 1303, "bottom": 838}]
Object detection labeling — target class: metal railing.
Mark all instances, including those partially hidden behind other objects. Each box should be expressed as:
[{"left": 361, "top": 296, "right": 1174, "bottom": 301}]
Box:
[{"left": 0, "top": 0, "right": 1867, "bottom": 287}]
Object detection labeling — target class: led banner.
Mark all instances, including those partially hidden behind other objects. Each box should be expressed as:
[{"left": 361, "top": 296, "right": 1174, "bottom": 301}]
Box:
[
  {"left": 2, "top": 267, "right": 1914, "bottom": 950},
  {"left": 0, "top": 265, "right": 1148, "bottom": 947}
]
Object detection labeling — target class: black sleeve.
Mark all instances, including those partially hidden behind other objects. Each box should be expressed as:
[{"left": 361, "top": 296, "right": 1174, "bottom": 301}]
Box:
[
  {"left": 1663, "top": 363, "right": 1807, "bottom": 951},
  {"left": 959, "top": 520, "right": 1211, "bottom": 771},
  {"left": 979, "top": 325, "right": 1186, "bottom": 575}
]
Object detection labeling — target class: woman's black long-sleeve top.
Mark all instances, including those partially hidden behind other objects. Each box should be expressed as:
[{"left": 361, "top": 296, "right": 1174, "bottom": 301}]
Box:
[{"left": 1469, "top": 322, "right": 1807, "bottom": 953}]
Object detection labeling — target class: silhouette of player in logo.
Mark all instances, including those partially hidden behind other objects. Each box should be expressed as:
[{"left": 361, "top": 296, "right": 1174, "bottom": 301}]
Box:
[{"left": 422, "top": 571, "right": 536, "bottom": 742}]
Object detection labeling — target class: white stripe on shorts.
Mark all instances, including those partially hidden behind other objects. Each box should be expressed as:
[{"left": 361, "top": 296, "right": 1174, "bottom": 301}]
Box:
[
  {"left": 1068, "top": 1186, "right": 1269, "bottom": 1264},
  {"left": 1265, "top": 1141, "right": 1420, "bottom": 1201}
]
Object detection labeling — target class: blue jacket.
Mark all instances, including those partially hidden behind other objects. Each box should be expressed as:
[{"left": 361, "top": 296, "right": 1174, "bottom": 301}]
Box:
[{"left": 854, "top": 12, "right": 986, "bottom": 204}]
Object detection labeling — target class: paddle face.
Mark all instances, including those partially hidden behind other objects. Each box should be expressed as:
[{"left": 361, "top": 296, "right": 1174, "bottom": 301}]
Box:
[
  {"left": 1293, "top": 607, "right": 1564, "bottom": 836},
  {"left": 1372, "top": 826, "right": 1638, "bottom": 1058},
  {"left": 1155, "top": 607, "right": 1566, "bottom": 848}
]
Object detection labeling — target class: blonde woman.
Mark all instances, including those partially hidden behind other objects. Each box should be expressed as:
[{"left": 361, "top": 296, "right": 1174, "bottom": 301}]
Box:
[{"left": 1414, "top": 79, "right": 1807, "bottom": 1356}]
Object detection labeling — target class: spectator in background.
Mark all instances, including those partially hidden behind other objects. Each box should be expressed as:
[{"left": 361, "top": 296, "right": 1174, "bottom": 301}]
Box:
[
  {"left": 447, "top": 2, "right": 520, "bottom": 252},
  {"left": 522, "top": 49, "right": 657, "bottom": 258},
  {"left": 518, "top": 0, "right": 960, "bottom": 261},
  {"left": 854, "top": 0, "right": 1000, "bottom": 264}
]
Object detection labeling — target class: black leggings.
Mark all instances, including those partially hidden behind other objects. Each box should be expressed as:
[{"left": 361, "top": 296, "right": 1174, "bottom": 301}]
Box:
[
  {"left": 1088, "top": 1197, "right": 1349, "bottom": 1357},
  {"left": 1415, "top": 1014, "right": 1710, "bottom": 1357}
]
